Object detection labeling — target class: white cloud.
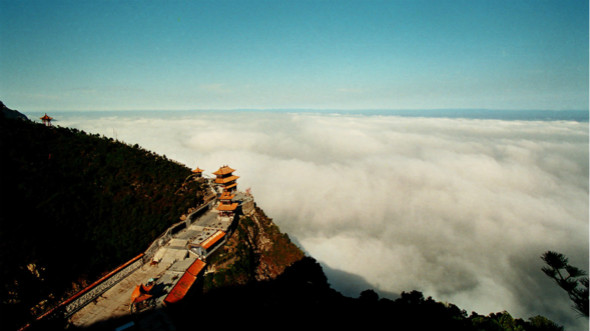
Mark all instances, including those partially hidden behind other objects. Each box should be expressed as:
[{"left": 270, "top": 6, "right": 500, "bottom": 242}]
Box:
[{"left": 57, "top": 111, "right": 588, "bottom": 329}]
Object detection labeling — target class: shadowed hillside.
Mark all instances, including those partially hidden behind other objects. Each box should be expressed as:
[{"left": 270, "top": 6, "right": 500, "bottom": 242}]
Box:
[
  {"left": 73, "top": 256, "right": 565, "bottom": 331},
  {"left": 0, "top": 107, "right": 205, "bottom": 329}
]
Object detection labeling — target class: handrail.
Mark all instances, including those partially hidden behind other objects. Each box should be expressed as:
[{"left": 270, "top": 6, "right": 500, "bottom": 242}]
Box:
[
  {"left": 21, "top": 253, "right": 145, "bottom": 330},
  {"left": 23, "top": 191, "right": 220, "bottom": 329}
]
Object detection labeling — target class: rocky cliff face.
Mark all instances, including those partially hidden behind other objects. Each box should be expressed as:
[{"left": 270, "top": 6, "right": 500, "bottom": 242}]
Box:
[{"left": 202, "top": 200, "right": 305, "bottom": 290}]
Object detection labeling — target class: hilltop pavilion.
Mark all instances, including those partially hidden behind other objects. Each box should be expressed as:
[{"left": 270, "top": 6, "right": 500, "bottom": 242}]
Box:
[
  {"left": 40, "top": 113, "right": 54, "bottom": 127},
  {"left": 192, "top": 166, "right": 204, "bottom": 178}
]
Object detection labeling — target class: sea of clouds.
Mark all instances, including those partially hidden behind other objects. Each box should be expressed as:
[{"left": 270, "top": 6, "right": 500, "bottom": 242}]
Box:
[{"left": 49, "top": 110, "right": 588, "bottom": 329}]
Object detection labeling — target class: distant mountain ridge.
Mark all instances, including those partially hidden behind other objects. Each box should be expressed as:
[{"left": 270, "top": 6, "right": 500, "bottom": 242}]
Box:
[{"left": 1, "top": 101, "right": 28, "bottom": 120}]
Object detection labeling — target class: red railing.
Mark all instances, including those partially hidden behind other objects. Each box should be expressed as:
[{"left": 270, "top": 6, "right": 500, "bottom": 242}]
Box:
[{"left": 21, "top": 253, "right": 144, "bottom": 329}]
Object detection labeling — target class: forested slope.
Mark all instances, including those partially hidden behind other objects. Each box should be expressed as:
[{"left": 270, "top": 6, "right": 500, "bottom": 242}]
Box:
[{"left": 0, "top": 109, "right": 204, "bottom": 329}]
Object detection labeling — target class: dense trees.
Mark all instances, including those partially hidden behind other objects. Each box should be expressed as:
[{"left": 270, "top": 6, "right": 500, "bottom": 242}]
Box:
[{"left": 0, "top": 114, "right": 205, "bottom": 329}]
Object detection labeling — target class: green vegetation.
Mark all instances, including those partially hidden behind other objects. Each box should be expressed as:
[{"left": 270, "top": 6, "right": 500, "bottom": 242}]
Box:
[
  {"left": 541, "top": 251, "right": 589, "bottom": 317},
  {"left": 0, "top": 112, "right": 205, "bottom": 329}
]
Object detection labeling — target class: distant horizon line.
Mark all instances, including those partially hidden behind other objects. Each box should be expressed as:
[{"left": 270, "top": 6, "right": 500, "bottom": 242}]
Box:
[
  {"left": 20, "top": 108, "right": 589, "bottom": 123},
  {"left": 21, "top": 107, "right": 590, "bottom": 113}
]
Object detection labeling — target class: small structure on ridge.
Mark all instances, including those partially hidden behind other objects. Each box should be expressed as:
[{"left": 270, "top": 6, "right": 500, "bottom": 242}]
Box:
[
  {"left": 40, "top": 113, "right": 54, "bottom": 127},
  {"left": 192, "top": 166, "right": 204, "bottom": 178}
]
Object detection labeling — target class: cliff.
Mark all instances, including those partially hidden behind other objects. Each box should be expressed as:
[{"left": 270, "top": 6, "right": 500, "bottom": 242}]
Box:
[{"left": 202, "top": 203, "right": 305, "bottom": 289}]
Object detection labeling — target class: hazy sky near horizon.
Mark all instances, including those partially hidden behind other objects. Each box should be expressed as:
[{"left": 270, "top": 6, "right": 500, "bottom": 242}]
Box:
[{"left": 1, "top": 0, "right": 588, "bottom": 111}]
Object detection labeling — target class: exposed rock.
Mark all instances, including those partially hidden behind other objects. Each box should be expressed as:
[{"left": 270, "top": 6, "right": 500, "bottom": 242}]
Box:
[{"left": 203, "top": 202, "right": 305, "bottom": 289}]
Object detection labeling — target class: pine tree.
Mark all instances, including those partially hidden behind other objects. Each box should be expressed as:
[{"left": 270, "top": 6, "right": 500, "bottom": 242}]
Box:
[{"left": 541, "top": 251, "right": 589, "bottom": 317}]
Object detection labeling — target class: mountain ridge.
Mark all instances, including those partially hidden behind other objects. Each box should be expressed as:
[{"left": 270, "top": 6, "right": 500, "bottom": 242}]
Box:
[{"left": 0, "top": 101, "right": 28, "bottom": 121}]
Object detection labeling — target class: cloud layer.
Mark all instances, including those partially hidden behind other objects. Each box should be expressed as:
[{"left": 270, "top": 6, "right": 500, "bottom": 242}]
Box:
[{"left": 57, "top": 111, "right": 588, "bottom": 329}]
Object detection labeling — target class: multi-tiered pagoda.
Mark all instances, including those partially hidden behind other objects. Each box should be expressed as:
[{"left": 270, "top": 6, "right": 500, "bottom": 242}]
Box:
[
  {"left": 213, "top": 165, "right": 239, "bottom": 192},
  {"left": 216, "top": 190, "right": 238, "bottom": 218}
]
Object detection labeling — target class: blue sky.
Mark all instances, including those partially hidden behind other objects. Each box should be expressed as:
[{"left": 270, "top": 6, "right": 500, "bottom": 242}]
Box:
[{"left": 1, "top": 0, "right": 588, "bottom": 111}]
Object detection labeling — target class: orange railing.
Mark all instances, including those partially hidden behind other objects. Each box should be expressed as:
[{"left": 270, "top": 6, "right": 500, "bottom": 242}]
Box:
[{"left": 21, "top": 253, "right": 145, "bottom": 329}]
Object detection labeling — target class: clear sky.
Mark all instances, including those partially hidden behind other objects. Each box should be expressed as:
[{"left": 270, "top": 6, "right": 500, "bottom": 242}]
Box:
[{"left": 1, "top": 0, "right": 588, "bottom": 111}]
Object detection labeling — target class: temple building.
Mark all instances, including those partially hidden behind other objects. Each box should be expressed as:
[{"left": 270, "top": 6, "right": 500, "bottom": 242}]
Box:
[
  {"left": 217, "top": 190, "right": 238, "bottom": 218},
  {"left": 213, "top": 165, "right": 239, "bottom": 192},
  {"left": 192, "top": 166, "right": 204, "bottom": 178},
  {"left": 40, "top": 113, "right": 54, "bottom": 127},
  {"left": 188, "top": 230, "right": 227, "bottom": 258}
]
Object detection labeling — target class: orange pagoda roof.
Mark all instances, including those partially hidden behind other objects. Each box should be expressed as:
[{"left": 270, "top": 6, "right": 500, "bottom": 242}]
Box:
[
  {"left": 213, "top": 166, "right": 235, "bottom": 176},
  {"left": 214, "top": 175, "right": 239, "bottom": 184},
  {"left": 192, "top": 167, "right": 204, "bottom": 173},
  {"left": 40, "top": 113, "right": 53, "bottom": 120},
  {"left": 217, "top": 202, "right": 238, "bottom": 212},
  {"left": 224, "top": 183, "right": 237, "bottom": 190},
  {"left": 219, "top": 191, "right": 235, "bottom": 200}
]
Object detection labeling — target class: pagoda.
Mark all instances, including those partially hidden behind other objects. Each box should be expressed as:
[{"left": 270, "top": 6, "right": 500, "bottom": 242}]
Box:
[
  {"left": 40, "top": 113, "right": 54, "bottom": 127},
  {"left": 216, "top": 190, "right": 238, "bottom": 218},
  {"left": 192, "top": 166, "right": 204, "bottom": 178},
  {"left": 213, "top": 165, "right": 239, "bottom": 192}
]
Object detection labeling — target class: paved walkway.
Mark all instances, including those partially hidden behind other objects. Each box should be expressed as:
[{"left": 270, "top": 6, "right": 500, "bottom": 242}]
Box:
[
  {"left": 69, "top": 252, "right": 178, "bottom": 327},
  {"left": 69, "top": 209, "right": 218, "bottom": 328},
  {"left": 68, "top": 191, "right": 252, "bottom": 328}
]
